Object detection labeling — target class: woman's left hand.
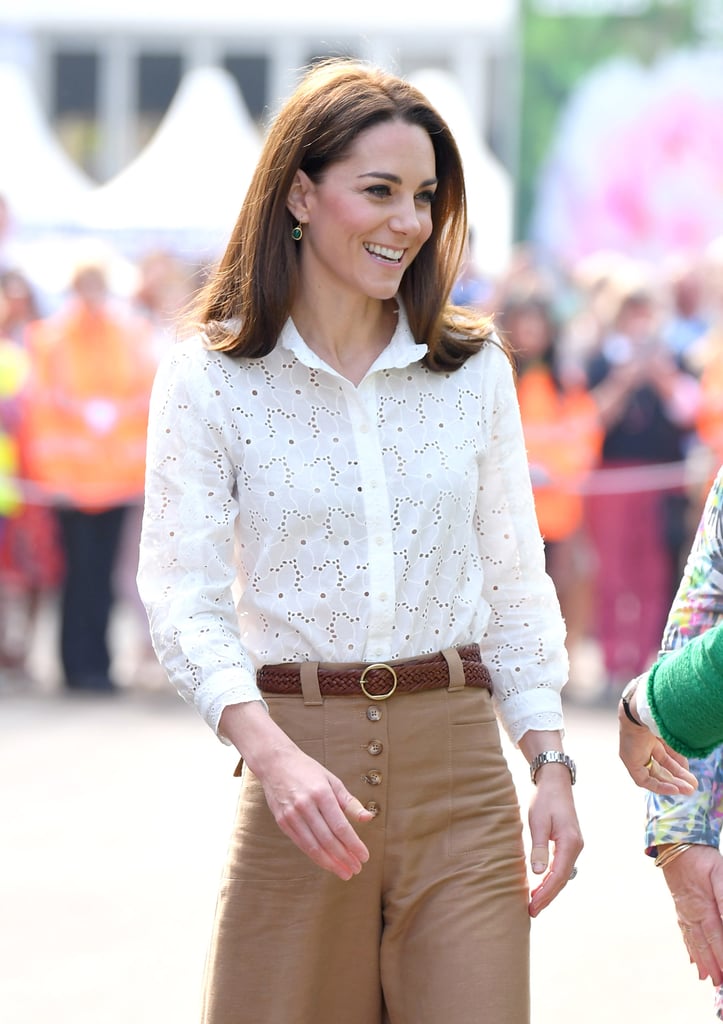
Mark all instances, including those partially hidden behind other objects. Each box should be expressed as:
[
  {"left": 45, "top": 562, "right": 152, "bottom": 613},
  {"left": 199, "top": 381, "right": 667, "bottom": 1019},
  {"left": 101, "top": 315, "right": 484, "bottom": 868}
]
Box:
[
  {"left": 526, "top": 771, "right": 584, "bottom": 918},
  {"left": 617, "top": 702, "right": 698, "bottom": 795}
]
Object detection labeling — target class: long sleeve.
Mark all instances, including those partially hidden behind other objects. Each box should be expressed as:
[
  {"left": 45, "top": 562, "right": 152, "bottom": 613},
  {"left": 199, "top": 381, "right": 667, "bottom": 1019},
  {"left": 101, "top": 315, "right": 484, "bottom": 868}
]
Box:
[
  {"left": 475, "top": 343, "right": 568, "bottom": 743},
  {"left": 646, "top": 623, "right": 723, "bottom": 757},
  {"left": 137, "top": 342, "right": 262, "bottom": 739},
  {"left": 644, "top": 466, "right": 723, "bottom": 852}
]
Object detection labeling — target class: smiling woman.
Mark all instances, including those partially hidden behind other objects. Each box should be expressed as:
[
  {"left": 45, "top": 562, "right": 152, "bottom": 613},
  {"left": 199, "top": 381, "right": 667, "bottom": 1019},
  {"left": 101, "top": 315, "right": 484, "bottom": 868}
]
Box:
[{"left": 136, "top": 58, "right": 583, "bottom": 1024}]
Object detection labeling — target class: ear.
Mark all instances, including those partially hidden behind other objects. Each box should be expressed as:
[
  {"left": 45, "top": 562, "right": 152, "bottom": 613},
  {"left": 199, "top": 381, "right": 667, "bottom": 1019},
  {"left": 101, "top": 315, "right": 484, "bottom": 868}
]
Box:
[{"left": 286, "top": 169, "right": 315, "bottom": 223}]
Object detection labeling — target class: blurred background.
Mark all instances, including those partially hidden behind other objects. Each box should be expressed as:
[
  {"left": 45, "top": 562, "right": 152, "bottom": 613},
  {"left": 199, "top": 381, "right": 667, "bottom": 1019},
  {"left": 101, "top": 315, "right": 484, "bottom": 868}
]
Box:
[{"left": 2, "top": 2, "right": 723, "bottom": 1021}]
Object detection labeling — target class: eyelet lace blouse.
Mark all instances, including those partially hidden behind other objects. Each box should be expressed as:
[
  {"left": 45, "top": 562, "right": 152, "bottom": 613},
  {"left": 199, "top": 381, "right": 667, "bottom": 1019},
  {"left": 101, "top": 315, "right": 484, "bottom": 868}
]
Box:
[{"left": 137, "top": 306, "right": 568, "bottom": 745}]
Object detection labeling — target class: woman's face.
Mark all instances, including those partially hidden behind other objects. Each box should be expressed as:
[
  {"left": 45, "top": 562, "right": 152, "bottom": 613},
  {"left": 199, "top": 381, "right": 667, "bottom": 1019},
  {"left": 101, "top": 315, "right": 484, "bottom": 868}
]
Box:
[{"left": 290, "top": 119, "right": 437, "bottom": 303}]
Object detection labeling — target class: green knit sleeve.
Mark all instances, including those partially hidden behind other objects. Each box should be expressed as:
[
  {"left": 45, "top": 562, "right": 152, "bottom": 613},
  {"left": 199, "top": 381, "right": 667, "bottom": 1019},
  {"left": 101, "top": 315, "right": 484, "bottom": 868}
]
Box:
[{"left": 647, "top": 623, "right": 723, "bottom": 758}]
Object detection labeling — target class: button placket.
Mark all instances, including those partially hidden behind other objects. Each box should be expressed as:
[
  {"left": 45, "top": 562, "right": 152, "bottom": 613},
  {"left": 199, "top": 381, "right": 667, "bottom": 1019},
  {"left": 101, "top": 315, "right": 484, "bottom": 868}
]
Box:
[{"left": 361, "top": 704, "right": 388, "bottom": 817}]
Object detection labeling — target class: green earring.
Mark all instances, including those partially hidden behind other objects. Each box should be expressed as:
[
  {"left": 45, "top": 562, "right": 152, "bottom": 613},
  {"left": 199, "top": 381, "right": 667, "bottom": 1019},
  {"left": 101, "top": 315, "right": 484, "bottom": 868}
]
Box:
[{"left": 291, "top": 223, "right": 303, "bottom": 241}]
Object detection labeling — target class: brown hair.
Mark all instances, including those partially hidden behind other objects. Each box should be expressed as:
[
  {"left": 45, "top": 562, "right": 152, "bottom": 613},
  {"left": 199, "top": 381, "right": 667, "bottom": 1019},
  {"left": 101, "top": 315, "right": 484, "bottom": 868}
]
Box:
[{"left": 189, "top": 59, "right": 495, "bottom": 371}]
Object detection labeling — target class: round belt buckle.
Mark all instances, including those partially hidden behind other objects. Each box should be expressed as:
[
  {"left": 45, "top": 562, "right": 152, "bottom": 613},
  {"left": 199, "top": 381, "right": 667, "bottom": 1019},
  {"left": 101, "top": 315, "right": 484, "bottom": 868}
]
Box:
[{"left": 359, "top": 663, "right": 398, "bottom": 701}]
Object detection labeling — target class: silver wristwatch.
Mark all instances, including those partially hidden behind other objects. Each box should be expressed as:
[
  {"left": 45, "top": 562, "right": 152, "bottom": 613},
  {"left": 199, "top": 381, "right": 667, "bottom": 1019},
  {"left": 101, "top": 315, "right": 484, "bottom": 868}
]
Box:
[{"left": 529, "top": 750, "right": 577, "bottom": 786}]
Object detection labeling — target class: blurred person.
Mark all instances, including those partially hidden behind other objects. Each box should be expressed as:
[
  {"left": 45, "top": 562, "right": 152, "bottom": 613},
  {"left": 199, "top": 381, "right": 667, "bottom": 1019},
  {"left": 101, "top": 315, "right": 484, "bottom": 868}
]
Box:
[
  {"left": 0, "top": 337, "right": 25, "bottom": 680},
  {"left": 22, "top": 257, "right": 156, "bottom": 693},
  {"left": 687, "top": 239, "right": 723, "bottom": 499},
  {"left": 616, "top": 465, "right": 723, "bottom": 1018},
  {"left": 0, "top": 194, "right": 20, "bottom": 276},
  {"left": 498, "top": 293, "right": 602, "bottom": 675},
  {"left": 114, "top": 248, "right": 201, "bottom": 687},
  {"left": 450, "top": 228, "right": 492, "bottom": 309},
  {"left": 0, "top": 268, "right": 43, "bottom": 343},
  {"left": 133, "top": 247, "right": 199, "bottom": 359},
  {"left": 661, "top": 252, "right": 710, "bottom": 367},
  {"left": 584, "top": 279, "right": 700, "bottom": 696},
  {"left": 0, "top": 271, "right": 62, "bottom": 674},
  {"left": 137, "top": 60, "right": 582, "bottom": 1024}
]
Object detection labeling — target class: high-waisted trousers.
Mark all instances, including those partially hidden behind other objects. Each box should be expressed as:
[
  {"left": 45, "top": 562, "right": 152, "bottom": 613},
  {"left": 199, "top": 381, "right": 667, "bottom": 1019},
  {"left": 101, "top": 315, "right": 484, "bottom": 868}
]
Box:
[{"left": 201, "top": 664, "right": 530, "bottom": 1024}]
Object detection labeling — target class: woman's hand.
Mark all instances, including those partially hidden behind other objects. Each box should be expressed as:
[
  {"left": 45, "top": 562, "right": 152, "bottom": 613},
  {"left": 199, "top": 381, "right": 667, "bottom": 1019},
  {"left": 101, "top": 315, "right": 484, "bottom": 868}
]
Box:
[
  {"left": 663, "top": 844, "right": 723, "bottom": 985},
  {"left": 617, "top": 701, "right": 698, "bottom": 795},
  {"left": 526, "top": 769, "right": 584, "bottom": 917},
  {"left": 220, "top": 701, "right": 375, "bottom": 880},
  {"left": 518, "top": 731, "right": 584, "bottom": 917}
]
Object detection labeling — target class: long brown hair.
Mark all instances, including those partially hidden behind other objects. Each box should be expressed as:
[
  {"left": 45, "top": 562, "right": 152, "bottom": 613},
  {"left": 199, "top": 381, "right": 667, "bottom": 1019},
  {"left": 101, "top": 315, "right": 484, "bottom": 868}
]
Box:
[{"left": 189, "top": 59, "right": 495, "bottom": 371}]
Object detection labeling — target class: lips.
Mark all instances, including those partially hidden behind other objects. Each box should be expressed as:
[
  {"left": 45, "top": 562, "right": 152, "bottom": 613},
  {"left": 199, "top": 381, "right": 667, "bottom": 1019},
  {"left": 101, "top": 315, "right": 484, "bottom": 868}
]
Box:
[{"left": 363, "top": 242, "right": 404, "bottom": 263}]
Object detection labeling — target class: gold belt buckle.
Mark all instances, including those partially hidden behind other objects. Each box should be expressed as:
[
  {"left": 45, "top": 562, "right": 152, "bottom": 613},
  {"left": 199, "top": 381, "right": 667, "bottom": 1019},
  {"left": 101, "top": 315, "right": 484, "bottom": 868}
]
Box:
[{"left": 359, "top": 663, "right": 398, "bottom": 701}]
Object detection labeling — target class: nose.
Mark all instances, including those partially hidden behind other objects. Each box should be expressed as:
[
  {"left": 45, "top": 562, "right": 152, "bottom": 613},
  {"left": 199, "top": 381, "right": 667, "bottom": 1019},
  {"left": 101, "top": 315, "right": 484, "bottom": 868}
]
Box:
[{"left": 388, "top": 196, "right": 424, "bottom": 236}]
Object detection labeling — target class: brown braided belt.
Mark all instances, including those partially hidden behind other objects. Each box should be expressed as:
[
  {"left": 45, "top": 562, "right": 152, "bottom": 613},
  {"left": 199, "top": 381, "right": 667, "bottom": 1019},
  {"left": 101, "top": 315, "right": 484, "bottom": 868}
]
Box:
[{"left": 257, "top": 644, "right": 492, "bottom": 700}]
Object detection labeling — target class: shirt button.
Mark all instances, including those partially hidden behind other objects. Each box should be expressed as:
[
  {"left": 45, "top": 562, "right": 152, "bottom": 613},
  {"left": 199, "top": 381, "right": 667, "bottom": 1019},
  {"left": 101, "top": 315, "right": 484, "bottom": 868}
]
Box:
[
  {"left": 366, "top": 801, "right": 380, "bottom": 817},
  {"left": 363, "top": 770, "right": 383, "bottom": 786},
  {"left": 366, "top": 740, "right": 383, "bottom": 756},
  {"left": 375, "top": 536, "right": 384, "bottom": 546},
  {"left": 366, "top": 706, "right": 382, "bottom": 721}
]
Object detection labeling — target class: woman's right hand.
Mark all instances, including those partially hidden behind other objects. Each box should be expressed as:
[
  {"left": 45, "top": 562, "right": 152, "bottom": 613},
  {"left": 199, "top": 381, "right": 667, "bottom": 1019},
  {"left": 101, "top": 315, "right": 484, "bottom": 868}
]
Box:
[
  {"left": 662, "top": 844, "right": 723, "bottom": 985},
  {"left": 219, "top": 701, "right": 375, "bottom": 880}
]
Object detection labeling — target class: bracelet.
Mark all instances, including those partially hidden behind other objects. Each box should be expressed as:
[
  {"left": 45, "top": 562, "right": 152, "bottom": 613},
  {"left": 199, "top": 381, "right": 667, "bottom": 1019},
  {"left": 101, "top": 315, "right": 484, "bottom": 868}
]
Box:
[{"left": 654, "top": 842, "right": 694, "bottom": 868}]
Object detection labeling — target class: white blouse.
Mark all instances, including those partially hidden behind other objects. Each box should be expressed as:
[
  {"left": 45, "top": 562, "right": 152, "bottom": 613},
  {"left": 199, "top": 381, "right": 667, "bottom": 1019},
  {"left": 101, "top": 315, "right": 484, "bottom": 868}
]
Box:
[{"left": 137, "top": 307, "right": 568, "bottom": 745}]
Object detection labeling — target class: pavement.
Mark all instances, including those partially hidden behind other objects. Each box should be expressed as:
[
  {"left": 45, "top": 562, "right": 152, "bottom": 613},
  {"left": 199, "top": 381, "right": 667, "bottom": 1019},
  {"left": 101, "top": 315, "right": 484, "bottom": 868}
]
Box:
[{"left": 0, "top": 606, "right": 717, "bottom": 1023}]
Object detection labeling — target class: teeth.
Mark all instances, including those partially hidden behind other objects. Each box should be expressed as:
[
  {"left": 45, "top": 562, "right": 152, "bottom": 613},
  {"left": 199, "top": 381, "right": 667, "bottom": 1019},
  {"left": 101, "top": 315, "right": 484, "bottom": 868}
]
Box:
[{"left": 364, "top": 243, "right": 403, "bottom": 262}]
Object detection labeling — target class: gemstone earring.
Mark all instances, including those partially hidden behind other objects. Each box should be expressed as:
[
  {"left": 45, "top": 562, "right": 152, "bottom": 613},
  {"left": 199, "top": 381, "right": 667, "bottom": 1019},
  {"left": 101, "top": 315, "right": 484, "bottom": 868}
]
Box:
[{"left": 291, "top": 223, "right": 303, "bottom": 241}]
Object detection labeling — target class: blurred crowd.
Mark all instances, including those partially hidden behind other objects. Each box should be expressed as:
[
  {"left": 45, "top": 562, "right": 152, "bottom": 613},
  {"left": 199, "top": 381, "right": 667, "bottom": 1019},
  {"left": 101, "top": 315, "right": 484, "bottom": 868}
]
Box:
[
  {"left": 0, "top": 197, "right": 202, "bottom": 694},
  {"left": 2, "top": 192, "right": 723, "bottom": 702}
]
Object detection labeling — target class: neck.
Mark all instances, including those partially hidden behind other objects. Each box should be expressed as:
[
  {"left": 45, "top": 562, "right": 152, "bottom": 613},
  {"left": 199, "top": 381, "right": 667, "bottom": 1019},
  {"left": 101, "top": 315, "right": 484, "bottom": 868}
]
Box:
[{"left": 290, "top": 295, "right": 398, "bottom": 385}]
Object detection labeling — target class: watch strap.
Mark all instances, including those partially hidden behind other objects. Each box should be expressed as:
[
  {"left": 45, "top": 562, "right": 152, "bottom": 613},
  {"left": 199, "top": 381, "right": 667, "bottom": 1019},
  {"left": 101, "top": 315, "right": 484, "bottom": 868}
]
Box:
[
  {"left": 529, "top": 750, "right": 576, "bottom": 785},
  {"left": 621, "top": 675, "right": 645, "bottom": 727}
]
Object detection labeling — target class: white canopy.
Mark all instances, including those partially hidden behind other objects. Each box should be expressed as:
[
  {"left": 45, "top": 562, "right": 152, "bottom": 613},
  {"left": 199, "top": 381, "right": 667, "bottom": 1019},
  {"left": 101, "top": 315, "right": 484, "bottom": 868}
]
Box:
[
  {"left": 0, "top": 61, "right": 94, "bottom": 234},
  {"left": 75, "top": 65, "right": 263, "bottom": 258},
  {"left": 408, "top": 68, "right": 513, "bottom": 279}
]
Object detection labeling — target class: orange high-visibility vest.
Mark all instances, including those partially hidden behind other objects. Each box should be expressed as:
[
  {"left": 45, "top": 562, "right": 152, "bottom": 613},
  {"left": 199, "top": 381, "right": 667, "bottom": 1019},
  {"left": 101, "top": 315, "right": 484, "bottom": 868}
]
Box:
[
  {"left": 21, "top": 302, "right": 156, "bottom": 512},
  {"left": 697, "top": 343, "right": 723, "bottom": 473},
  {"left": 516, "top": 365, "right": 603, "bottom": 542}
]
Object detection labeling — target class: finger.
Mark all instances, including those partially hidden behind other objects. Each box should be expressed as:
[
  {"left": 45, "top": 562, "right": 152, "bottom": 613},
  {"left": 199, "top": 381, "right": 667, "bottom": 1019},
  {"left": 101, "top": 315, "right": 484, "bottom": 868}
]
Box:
[
  {"left": 654, "top": 754, "right": 698, "bottom": 790},
  {"left": 636, "top": 757, "right": 697, "bottom": 796},
  {"left": 338, "top": 788, "right": 377, "bottom": 825},
  {"left": 684, "top": 930, "right": 723, "bottom": 985},
  {"left": 528, "top": 865, "right": 567, "bottom": 917},
  {"left": 530, "top": 843, "right": 549, "bottom": 875},
  {"left": 281, "top": 807, "right": 366, "bottom": 880},
  {"left": 273, "top": 784, "right": 370, "bottom": 879}
]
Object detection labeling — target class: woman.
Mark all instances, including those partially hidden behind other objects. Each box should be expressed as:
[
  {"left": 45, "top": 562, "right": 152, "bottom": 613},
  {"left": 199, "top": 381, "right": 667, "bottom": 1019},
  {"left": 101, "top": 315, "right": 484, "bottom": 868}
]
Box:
[
  {"left": 617, "top": 466, "right": 723, "bottom": 1011},
  {"left": 138, "top": 60, "right": 583, "bottom": 1024}
]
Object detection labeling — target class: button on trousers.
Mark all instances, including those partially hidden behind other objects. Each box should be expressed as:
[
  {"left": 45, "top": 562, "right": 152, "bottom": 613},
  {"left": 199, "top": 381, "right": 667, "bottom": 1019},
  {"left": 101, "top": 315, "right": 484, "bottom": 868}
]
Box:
[{"left": 201, "top": 683, "right": 530, "bottom": 1024}]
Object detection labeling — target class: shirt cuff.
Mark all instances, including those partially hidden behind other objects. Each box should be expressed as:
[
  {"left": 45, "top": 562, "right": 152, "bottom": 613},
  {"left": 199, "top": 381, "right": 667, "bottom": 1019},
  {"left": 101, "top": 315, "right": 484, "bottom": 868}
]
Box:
[{"left": 635, "top": 674, "right": 661, "bottom": 736}]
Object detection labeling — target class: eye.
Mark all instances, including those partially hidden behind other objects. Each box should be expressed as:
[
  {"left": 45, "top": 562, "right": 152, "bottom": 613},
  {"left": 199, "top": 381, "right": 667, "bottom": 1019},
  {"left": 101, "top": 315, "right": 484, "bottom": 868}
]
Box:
[
  {"left": 365, "top": 184, "right": 392, "bottom": 198},
  {"left": 415, "top": 189, "right": 437, "bottom": 205}
]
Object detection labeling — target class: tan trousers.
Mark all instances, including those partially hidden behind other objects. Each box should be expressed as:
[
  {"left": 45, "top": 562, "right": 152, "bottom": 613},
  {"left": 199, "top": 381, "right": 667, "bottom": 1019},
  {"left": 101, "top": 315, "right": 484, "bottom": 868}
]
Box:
[{"left": 201, "top": 673, "right": 530, "bottom": 1024}]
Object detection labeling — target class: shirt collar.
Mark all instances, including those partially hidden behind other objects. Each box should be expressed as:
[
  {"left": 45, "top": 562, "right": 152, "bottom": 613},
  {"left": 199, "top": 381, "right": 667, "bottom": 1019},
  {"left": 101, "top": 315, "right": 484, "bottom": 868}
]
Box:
[{"left": 278, "top": 301, "right": 428, "bottom": 380}]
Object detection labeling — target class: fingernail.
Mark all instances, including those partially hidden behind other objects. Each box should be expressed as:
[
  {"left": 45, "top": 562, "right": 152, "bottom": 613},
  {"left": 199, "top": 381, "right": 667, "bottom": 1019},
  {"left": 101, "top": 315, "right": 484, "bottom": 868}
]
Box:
[{"left": 532, "top": 862, "right": 546, "bottom": 873}]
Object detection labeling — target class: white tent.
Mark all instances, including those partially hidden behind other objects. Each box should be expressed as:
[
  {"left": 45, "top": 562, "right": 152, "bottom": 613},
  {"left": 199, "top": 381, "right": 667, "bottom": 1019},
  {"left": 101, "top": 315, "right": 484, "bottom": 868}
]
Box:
[
  {"left": 0, "top": 61, "right": 94, "bottom": 234},
  {"left": 76, "top": 65, "right": 263, "bottom": 258},
  {"left": 408, "top": 68, "right": 513, "bottom": 280}
]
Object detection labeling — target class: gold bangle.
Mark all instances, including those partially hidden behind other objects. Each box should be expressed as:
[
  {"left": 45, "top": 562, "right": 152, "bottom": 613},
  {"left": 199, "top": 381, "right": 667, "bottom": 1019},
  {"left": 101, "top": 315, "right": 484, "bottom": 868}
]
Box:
[{"left": 655, "top": 842, "right": 694, "bottom": 868}]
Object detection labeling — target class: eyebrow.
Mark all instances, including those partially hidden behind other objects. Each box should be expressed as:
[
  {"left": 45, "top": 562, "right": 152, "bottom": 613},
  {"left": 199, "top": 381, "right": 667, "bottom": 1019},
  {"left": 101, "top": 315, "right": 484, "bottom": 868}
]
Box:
[{"left": 357, "top": 172, "right": 438, "bottom": 187}]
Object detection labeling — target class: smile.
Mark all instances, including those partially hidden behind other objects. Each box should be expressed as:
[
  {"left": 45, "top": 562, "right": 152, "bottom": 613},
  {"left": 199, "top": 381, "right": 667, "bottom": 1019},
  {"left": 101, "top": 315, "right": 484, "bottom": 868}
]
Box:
[{"left": 363, "top": 243, "right": 404, "bottom": 264}]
